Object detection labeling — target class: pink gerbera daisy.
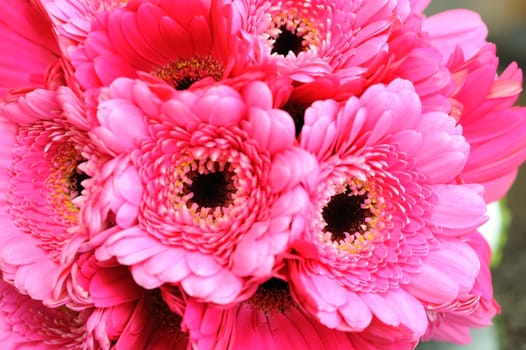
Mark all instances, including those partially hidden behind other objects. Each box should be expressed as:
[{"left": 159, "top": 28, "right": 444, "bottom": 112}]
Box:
[
  {"left": 92, "top": 78, "right": 314, "bottom": 304},
  {"left": 447, "top": 44, "right": 526, "bottom": 202},
  {"left": 0, "top": 277, "right": 108, "bottom": 349},
  {"left": 71, "top": 0, "right": 256, "bottom": 92},
  {"left": 236, "top": 0, "right": 411, "bottom": 83},
  {"left": 34, "top": 0, "right": 128, "bottom": 54},
  {"left": 54, "top": 250, "right": 190, "bottom": 349},
  {"left": 419, "top": 9, "right": 526, "bottom": 202},
  {"left": 184, "top": 276, "right": 418, "bottom": 349},
  {"left": 0, "top": 87, "right": 100, "bottom": 302},
  {"left": 287, "top": 79, "right": 487, "bottom": 342}
]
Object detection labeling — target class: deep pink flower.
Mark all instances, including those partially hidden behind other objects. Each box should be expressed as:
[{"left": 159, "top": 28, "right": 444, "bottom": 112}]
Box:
[
  {"left": 92, "top": 79, "right": 314, "bottom": 304},
  {"left": 71, "top": 0, "right": 256, "bottom": 92},
  {"left": 236, "top": 0, "right": 411, "bottom": 83},
  {"left": 423, "top": 232, "right": 500, "bottom": 344},
  {"left": 0, "top": 0, "right": 63, "bottom": 97},
  {"left": 184, "top": 277, "right": 418, "bottom": 350},
  {"left": 447, "top": 44, "right": 526, "bottom": 202},
  {"left": 288, "top": 79, "right": 486, "bottom": 341},
  {"left": 0, "top": 278, "right": 108, "bottom": 349},
  {"left": 54, "top": 250, "right": 189, "bottom": 349},
  {"left": 0, "top": 87, "right": 98, "bottom": 302}
]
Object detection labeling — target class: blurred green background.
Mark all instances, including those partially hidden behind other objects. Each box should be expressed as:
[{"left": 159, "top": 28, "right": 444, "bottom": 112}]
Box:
[{"left": 418, "top": 2, "right": 526, "bottom": 349}]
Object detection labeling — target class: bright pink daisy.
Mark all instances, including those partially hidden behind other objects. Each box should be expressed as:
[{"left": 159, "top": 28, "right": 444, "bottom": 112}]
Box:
[
  {"left": 423, "top": 232, "right": 500, "bottom": 344},
  {"left": 447, "top": 44, "right": 526, "bottom": 202},
  {"left": 0, "top": 87, "right": 100, "bottom": 302},
  {"left": 288, "top": 79, "right": 487, "bottom": 342},
  {"left": 419, "top": 10, "right": 526, "bottom": 202},
  {"left": 92, "top": 79, "right": 314, "bottom": 304},
  {"left": 236, "top": 0, "right": 411, "bottom": 83},
  {"left": 0, "top": 277, "right": 108, "bottom": 349},
  {"left": 0, "top": 0, "right": 63, "bottom": 97},
  {"left": 71, "top": 0, "right": 256, "bottom": 92},
  {"left": 184, "top": 277, "right": 418, "bottom": 350}
]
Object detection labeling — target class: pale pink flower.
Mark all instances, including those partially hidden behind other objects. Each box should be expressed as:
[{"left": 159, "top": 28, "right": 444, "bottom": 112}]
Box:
[
  {"left": 34, "top": 0, "right": 128, "bottom": 53},
  {"left": 71, "top": 0, "right": 255, "bottom": 92},
  {"left": 184, "top": 277, "right": 418, "bottom": 350},
  {"left": 0, "top": 0, "right": 64, "bottom": 97},
  {"left": 236, "top": 0, "right": 411, "bottom": 83},
  {"left": 423, "top": 232, "right": 500, "bottom": 344},
  {"left": 93, "top": 79, "right": 314, "bottom": 304},
  {"left": 0, "top": 87, "right": 98, "bottom": 302},
  {"left": 288, "top": 79, "right": 487, "bottom": 342},
  {"left": 0, "top": 278, "right": 108, "bottom": 349}
]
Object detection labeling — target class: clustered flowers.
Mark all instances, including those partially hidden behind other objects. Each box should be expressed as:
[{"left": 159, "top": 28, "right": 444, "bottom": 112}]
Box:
[{"left": 0, "top": 0, "right": 525, "bottom": 349}]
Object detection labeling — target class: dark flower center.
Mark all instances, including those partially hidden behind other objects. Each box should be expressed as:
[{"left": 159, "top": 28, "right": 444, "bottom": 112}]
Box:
[
  {"left": 322, "top": 189, "right": 371, "bottom": 242},
  {"left": 150, "top": 289, "right": 183, "bottom": 334},
  {"left": 248, "top": 278, "right": 292, "bottom": 314},
  {"left": 184, "top": 165, "right": 235, "bottom": 208},
  {"left": 152, "top": 56, "right": 224, "bottom": 90},
  {"left": 271, "top": 24, "right": 305, "bottom": 56},
  {"left": 281, "top": 99, "right": 308, "bottom": 138},
  {"left": 69, "top": 166, "right": 89, "bottom": 198}
]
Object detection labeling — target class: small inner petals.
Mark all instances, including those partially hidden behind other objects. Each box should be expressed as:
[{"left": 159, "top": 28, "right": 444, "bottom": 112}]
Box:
[
  {"left": 46, "top": 143, "right": 86, "bottom": 225},
  {"left": 151, "top": 56, "right": 224, "bottom": 90},
  {"left": 248, "top": 278, "right": 292, "bottom": 314}
]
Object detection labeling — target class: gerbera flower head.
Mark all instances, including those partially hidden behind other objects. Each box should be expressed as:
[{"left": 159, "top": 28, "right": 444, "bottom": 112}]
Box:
[
  {"left": 419, "top": 9, "right": 526, "bottom": 201},
  {"left": 288, "top": 79, "right": 487, "bottom": 341},
  {"left": 0, "top": 87, "right": 99, "bottom": 302},
  {"left": 0, "top": 278, "right": 107, "bottom": 349},
  {"left": 447, "top": 44, "right": 526, "bottom": 202},
  {"left": 184, "top": 277, "right": 418, "bottom": 349},
  {"left": 72, "top": 0, "right": 254, "bottom": 92},
  {"left": 94, "top": 78, "right": 315, "bottom": 304},
  {"left": 237, "top": 0, "right": 411, "bottom": 82}
]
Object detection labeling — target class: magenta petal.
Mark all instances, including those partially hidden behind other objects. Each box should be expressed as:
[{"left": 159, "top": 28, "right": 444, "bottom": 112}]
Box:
[
  {"left": 268, "top": 147, "right": 318, "bottom": 193},
  {"left": 427, "top": 184, "right": 487, "bottom": 234},
  {"left": 339, "top": 292, "right": 373, "bottom": 331},
  {"left": 181, "top": 269, "right": 243, "bottom": 304},
  {"left": 383, "top": 289, "right": 428, "bottom": 337},
  {"left": 405, "top": 262, "right": 459, "bottom": 305},
  {"left": 246, "top": 108, "right": 294, "bottom": 154},
  {"left": 359, "top": 293, "right": 400, "bottom": 327},
  {"left": 185, "top": 252, "right": 223, "bottom": 277}
]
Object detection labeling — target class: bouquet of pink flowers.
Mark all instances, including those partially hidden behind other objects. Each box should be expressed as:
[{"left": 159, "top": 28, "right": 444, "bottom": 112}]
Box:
[{"left": 0, "top": 0, "right": 524, "bottom": 348}]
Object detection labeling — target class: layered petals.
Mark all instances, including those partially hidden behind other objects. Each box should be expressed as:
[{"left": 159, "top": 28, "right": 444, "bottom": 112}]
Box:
[
  {"left": 93, "top": 80, "right": 312, "bottom": 304},
  {"left": 289, "top": 79, "right": 486, "bottom": 341}
]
